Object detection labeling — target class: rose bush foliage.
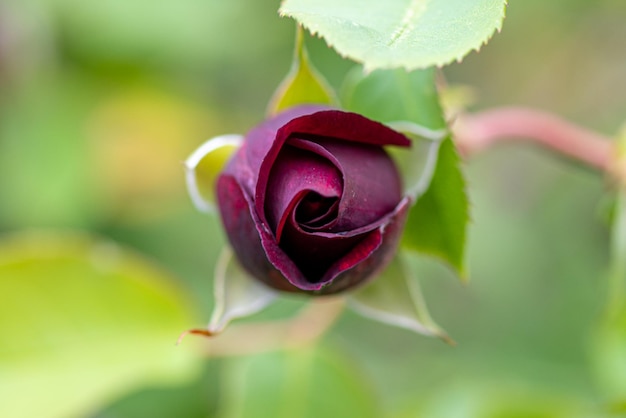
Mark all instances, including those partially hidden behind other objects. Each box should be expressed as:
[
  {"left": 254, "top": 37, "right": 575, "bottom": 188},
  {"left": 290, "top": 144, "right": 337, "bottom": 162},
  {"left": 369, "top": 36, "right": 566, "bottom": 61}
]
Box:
[{"left": 216, "top": 105, "right": 412, "bottom": 294}]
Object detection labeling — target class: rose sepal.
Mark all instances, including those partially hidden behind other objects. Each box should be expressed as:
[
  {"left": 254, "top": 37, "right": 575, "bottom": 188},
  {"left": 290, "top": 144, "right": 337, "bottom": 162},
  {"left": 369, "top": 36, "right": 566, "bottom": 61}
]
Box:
[
  {"left": 267, "top": 26, "right": 338, "bottom": 116},
  {"left": 347, "top": 251, "right": 453, "bottom": 343},
  {"left": 185, "top": 134, "right": 243, "bottom": 213},
  {"left": 207, "top": 247, "right": 278, "bottom": 334},
  {"left": 386, "top": 121, "right": 447, "bottom": 201}
]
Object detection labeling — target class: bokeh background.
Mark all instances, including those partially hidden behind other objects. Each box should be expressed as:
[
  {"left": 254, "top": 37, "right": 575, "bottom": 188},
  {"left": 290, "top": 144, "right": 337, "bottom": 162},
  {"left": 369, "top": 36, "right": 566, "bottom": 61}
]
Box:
[{"left": 2, "top": 0, "right": 626, "bottom": 417}]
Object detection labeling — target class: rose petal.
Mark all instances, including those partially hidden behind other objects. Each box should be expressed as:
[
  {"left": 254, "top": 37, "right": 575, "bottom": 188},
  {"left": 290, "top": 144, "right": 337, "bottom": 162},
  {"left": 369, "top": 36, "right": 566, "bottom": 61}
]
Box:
[
  {"left": 217, "top": 171, "right": 410, "bottom": 293},
  {"left": 279, "top": 218, "right": 367, "bottom": 283},
  {"left": 265, "top": 197, "right": 411, "bottom": 293},
  {"left": 282, "top": 110, "right": 412, "bottom": 148},
  {"left": 319, "top": 197, "right": 411, "bottom": 294},
  {"left": 239, "top": 105, "right": 330, "bottom": 195},
  {"left": 288, "top": 137, "right": 403, "bottom": 231},
  {"left": 264, "top": 144, "right": 342, "bottom": 241},
  {"left": 216, "top": 173, "right": 301, "bottom": 292},
  {"left": 245, "top": 106, "right": 410, "bottom": 227},
  {"left": 296, "top": 194, "right": 340, "bottom": 229},
  {"left": 266, "top": 138, "right": 402, "bottom": 283}
]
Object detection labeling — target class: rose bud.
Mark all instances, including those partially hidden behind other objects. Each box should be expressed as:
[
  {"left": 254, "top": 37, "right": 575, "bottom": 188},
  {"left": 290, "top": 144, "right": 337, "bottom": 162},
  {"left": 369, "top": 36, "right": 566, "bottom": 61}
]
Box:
[{"left": 214, "top": 105, "right": 412, "bottom": 295}]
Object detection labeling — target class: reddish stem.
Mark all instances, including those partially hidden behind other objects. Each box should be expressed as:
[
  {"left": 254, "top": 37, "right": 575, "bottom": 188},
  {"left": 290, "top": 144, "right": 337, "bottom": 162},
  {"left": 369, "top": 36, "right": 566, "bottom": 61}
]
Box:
[{"left": 453, "top": 107, "right": 615, "bottom": 171}]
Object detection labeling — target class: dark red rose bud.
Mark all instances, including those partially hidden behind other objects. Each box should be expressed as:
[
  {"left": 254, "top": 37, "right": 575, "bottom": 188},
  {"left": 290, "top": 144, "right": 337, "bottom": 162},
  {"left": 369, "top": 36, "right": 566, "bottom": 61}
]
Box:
[{"left": 216, "top": 106, "right": 411, "bottom": 294}]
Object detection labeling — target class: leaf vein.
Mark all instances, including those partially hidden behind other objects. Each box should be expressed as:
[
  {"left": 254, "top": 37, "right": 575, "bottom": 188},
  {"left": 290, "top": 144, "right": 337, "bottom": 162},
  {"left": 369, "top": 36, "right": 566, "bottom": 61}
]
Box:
[{"left": 387, "top": 0, "right": 429, "bottom": 47}]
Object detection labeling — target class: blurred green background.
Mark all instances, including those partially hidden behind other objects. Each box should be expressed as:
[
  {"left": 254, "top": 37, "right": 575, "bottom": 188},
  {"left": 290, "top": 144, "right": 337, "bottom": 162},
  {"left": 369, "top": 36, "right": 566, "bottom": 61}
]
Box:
[{"left": 1, "top": 0, "right": 626, "bottom": 417}]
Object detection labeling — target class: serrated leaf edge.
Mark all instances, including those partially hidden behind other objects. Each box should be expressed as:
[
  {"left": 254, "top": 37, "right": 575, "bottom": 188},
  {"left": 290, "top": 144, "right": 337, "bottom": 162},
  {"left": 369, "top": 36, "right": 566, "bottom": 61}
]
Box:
[{"left": 279, "top": 1, "right": 508, "bottom": 71}]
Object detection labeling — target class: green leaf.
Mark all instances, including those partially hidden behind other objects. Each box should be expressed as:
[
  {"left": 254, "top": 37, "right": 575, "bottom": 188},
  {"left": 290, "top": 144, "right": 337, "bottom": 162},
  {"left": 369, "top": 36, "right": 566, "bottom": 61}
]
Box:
[
  {"left": 403, "top": 137, "right": 469, "bottom": 278},
  {"left": 342, "top": 67, "right": 469, "bottom": 278},
  {"left": 94, "top": 368, "right": 218, "bottom": 418},
  {"left": 342, "top": 67, "right": 445, "bottom": 128},
  {"left": 185, "top": 134, "right": 242, "bottom": 213},
  {"left": 0, "top": 232, "right": 201, "bottom": 418},
  {"left": 280, "top": 0, "right": 507, "bottom": 71},
  {"left": 267, "top": 26, "right": 338, "bottom": 115},
  {"left": 342, "top": 68, "right": 446, "bottom": 199},
  {"left": 217, "top": 347, "right": 378, "bottom": 418},
  {"left": 347, "top": 253, "right": 450, "bottom": 342}
]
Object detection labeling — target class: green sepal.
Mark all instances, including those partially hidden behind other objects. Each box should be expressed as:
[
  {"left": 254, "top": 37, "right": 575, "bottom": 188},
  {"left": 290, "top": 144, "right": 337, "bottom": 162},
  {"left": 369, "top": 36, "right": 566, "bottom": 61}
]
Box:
[
  {"left": 267, "top": 25, "right": 338, "bottom": 115},
  {"left": 0, "top": 232, "right": 201, "bottom": 418},
  {"left": 402, "top": 136, "right": 469, "bottom": 280},
  {"left": 185, "top": 134, "right": 242, "bottom": 213},
  {"left": 207, "top": 247, "right": 277, "bottom": 334},
  {"left": 347, "top": 253, "right": 451, "bottom": 343}
]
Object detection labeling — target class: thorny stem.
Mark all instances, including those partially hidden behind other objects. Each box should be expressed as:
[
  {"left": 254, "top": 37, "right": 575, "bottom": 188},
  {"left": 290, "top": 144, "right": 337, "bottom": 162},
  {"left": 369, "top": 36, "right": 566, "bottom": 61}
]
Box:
[
  {"left": 201, "top": 297, "right": 345, "bottom": 357},
  {"left": 453, "top": 107, "right": 615, "bottom": 172}
]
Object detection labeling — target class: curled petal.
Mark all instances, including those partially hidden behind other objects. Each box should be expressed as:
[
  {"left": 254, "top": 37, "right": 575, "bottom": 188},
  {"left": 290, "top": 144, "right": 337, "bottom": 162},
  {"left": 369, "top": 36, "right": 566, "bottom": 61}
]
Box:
[
  {"left": 289, "top": 137, "right": 403, "bottom": 231},
  {"left": 237, "top": 106, "right": 410, "bottom": 226},
  {"left": 218, "top": 161, "right": 411, "bottom": 293},
  {"left": 226, "top": 105, "right": 329, "bottom": 195},
  {"left": 265, "top": 144, "right": 342, "bottom": 240},
  {"left": 217, "top": 173, "right": 301, "bottom": 293},
  {"left": 279, "top": 218, "right": 373, "bottom": 285},
  {"left": 318, "top": 197, "right": 411, "bottom": 294},
  {"left": 185, "top": 134, "right": 243, "bottom": 213},
  {"left": 265, "top": 197, "right": 411, "bottom": 293}
]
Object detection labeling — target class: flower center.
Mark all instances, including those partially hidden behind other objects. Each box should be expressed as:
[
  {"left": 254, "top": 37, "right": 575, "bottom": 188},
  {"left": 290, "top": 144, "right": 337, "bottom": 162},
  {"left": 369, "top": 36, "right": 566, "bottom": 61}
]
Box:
[{"left": 295, "top": 192, "right": 339, "bottom": 229}]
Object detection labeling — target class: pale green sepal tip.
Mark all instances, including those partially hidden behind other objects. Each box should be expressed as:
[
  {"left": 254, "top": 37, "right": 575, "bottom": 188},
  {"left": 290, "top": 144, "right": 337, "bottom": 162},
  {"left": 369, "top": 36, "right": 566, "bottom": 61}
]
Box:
[
  {"left": 184, "top": 134, "right": 243, "bottom": 214},
  {"left": 347, "top": 254, "right": 452, "bottom": 344},
  {"left": 267, "top": 25, "right": 338, "bottom": 115},
  {"left": 208, "top": 247, "right": 278, "bottom": 334},
  {"left": 387, "top": 120, "right": 447, "bottom": 201}
]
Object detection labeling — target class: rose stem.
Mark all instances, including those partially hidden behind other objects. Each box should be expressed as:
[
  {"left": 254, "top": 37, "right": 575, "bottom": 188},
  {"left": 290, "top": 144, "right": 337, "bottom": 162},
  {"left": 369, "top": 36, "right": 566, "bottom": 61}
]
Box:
[
  {"left": 453, "top": 106, "right": 615, "bottom": 171},
  {"left": 202, "top": 297, "right": 345, "bottom": 357}
]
